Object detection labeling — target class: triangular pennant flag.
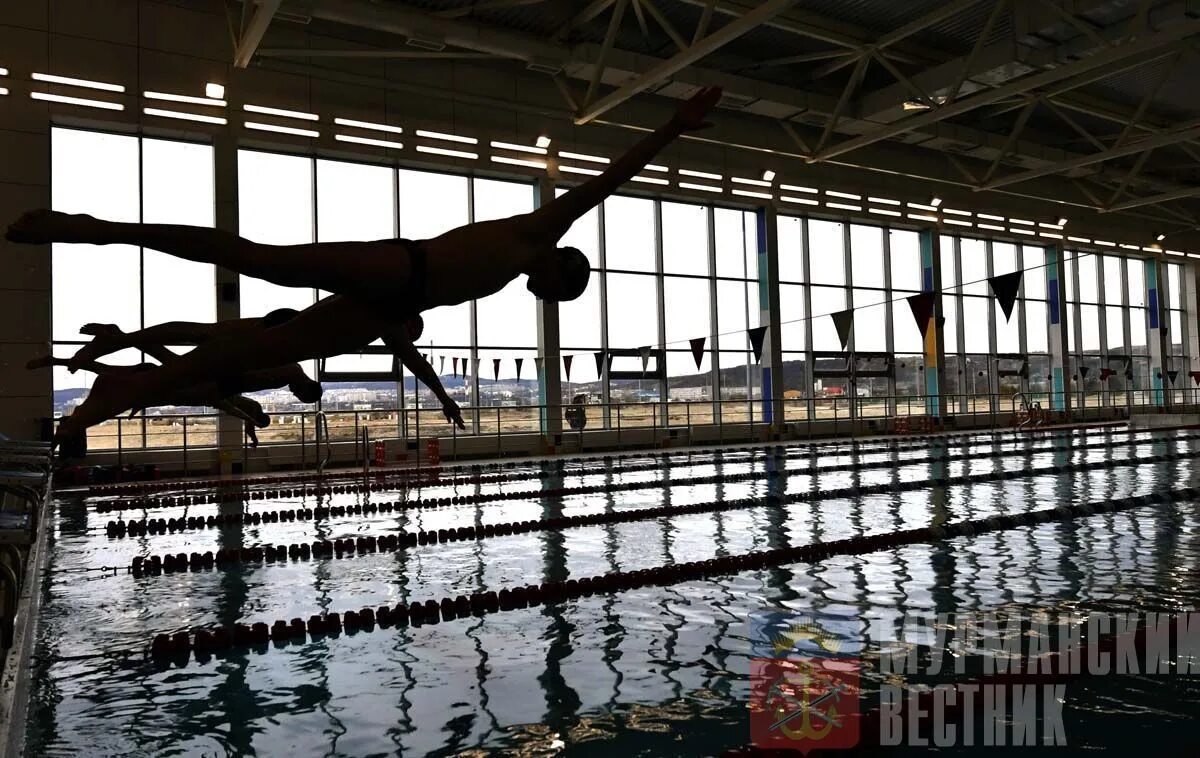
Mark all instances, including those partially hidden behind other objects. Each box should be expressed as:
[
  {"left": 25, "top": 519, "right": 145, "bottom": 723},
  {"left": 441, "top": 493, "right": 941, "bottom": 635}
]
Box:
[
  {"left": 988, "top": 271, "right": 1022, "bottom": 321},
  {"left": 515, "top": 357, "right": 524, "bottom": 380},
  {"left": 638, "top": 346, "right": 651, "bottom": 373},
  {"left": 1100, "top": 368, "right": 1115, "bottom": 380},
  {"left": 831, "top": 309, "right": 853, "bottom": 350},
  {"left": 747, "top": 326, "right": 768, "bottom": 362},
  {"left": 563, "top": 355, "right": 573, "bottom": 382},
  {"left": 594, "top": 351, "right": 606, "bottom": 379},
  {"left": 473, "top": 358, "right": 481, "bottom": 377},
  {"left": 439, "top": 356, "right": 445, "bottom": 375},
  {"left": 689, "top": 337, "right": 707, "bottom": 370},
  {"left": 453, "top": 357, "right": 459, "bottom": 377},
  {"left": 492, "top": 358, "right": 501, "bottom": 381},
  {"left": 1190, "top": 370, "right": 1200, "bottom": 385},
  {"left": 1078, "top": 365, "right": 1089, "bottom": 379},
  {"left": 906, "top": 292, "right": 936, "bottom": 338},
  {"left": 1169, "top": 369, "right": 1179, "bottom": 385},
  {"left": 534, "top": 356, "right": 544, "bottom": 378}
]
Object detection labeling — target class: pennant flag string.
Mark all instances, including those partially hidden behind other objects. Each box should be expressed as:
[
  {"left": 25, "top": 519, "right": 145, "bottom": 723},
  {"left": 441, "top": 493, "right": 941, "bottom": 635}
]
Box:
[
  {"left": 988, "top": 271, "right": 1022, "bottom": 322},
  {"left": 831, "top": 310, "right": 853, "bottom": 351},
  {"left": 747, "top": 326, "right": 768, "bottom": 363},
  {"left": 563, "top": 354, "right": 574, "bottom": 382},
  {"left": 689, "top": 337, "right": 707, "bottom": 370}
]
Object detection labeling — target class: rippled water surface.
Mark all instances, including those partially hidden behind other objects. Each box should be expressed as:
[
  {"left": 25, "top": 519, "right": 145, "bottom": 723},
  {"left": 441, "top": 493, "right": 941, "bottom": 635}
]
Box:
[{"left": 25, "top": 428, "right": 1200, "bottom": 755}]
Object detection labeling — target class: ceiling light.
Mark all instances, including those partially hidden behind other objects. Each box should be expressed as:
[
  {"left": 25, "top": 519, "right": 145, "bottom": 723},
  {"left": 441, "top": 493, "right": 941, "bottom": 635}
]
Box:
[
  {"left": 535, "top": 135, "right": 552, "bottom": 148},
  {"left": 1157, "top": 233, "right": 1167, "bottom": 242},
  {"left": 929, "top": 196, "right": 943, "bottom": 207},
  {"left": 205, "top": 82, "right": 225, "bottom": 99},
  {"left": 903, "top": 100, "right": 931, "bottom": 111},
  {"left": 1057, "top": 217, "right": 1068, "bottom": 226},
  {"left": 761, "top": 169, "right": 776, "bottom": 182}
]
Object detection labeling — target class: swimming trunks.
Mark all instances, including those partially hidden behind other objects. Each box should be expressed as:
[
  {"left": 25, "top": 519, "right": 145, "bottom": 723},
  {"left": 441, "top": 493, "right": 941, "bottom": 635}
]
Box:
[{"left": 387, "top": 238, "right": 428, "bottom": 313}]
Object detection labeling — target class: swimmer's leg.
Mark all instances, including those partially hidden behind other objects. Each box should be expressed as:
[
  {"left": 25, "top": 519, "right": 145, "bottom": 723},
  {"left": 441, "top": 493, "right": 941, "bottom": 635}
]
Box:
[{"left": 7, "top": 210, "right": 406, "bottom": 298}]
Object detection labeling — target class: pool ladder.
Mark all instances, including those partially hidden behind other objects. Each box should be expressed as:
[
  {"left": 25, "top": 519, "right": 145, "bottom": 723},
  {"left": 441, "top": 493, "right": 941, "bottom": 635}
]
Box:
[
  {"left": 315, "top": 412, "right": 332, "bottom": 475},
  {"left": 1012, "top": 393, "right": 1045, "bottom": 431}
]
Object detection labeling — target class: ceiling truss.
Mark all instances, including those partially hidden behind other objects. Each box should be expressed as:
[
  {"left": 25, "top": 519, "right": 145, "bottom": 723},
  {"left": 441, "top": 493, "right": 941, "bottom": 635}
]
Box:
[{"left": 240, "top": 0, "right": 1200, "bottom": 229}]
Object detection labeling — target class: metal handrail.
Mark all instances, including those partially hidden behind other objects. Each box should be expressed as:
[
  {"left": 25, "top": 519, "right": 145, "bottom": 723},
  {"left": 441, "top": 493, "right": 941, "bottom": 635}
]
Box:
[
  {"left": 314, "top": 411, "right": 331, "bottom": 475},
  {"left": 55, "top": 386, "right": 1195, "bottom": 463}
]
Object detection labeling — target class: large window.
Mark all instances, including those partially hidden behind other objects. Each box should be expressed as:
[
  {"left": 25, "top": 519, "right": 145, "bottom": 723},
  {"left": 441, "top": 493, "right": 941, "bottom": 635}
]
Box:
[{"left": 51, "top": 128, "right": 216, "bottom": 450}]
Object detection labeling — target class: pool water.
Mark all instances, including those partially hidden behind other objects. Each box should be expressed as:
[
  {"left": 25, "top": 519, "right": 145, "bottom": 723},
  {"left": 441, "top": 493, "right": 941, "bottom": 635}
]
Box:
[{"left": 24, "top": 428, "right": 1200, "bottom": 756}]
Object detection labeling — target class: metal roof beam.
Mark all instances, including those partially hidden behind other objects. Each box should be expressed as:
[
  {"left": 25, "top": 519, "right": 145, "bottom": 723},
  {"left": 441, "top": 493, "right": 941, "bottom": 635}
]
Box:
[
  {"left": 234, "top": 0, "right": 283, "bottom": 68},
  {"left": 816, "top": 22, "right": 1200, "bottom": 162},
  {"left": 573, "top": 0, "right": 799, "bottom": 125},
  {"left": 981, "top": 119, "right": 1200, "bottom": 190},
  {"left": 1103, "top": 184, "right": 1200, "bottom": 212}
]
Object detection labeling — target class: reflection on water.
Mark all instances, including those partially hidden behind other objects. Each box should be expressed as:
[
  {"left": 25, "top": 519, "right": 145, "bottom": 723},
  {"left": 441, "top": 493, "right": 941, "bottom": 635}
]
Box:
[{"left": 26, "top": 429, "right": 1200, "bottom": 755}]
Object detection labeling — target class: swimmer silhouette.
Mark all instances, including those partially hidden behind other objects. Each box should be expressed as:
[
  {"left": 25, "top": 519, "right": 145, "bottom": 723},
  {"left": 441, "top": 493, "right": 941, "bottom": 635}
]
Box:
[{"left": 8, "top": 87, "right": 722, "bottom": 442}]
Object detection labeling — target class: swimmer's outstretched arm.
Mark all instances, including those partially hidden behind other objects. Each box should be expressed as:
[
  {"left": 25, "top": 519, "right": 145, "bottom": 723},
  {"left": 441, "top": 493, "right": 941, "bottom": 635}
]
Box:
[
  {"left": 529, "top": 86, "right": 723, "bottom": 241},
  {"left": 215, "top": 397, "right": 265, "bottom": 448},
  {"left": 382, "top": 330, "right": 466, "bottom": 430}
]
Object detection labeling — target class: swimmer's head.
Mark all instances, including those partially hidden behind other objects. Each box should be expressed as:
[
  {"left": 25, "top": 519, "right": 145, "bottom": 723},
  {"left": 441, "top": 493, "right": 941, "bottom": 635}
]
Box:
[
  {"left": 289, "top": 376, "right": 324, "bottom": 404},
  {"left": 404, "top": 314, "right": 424, "bottom": 342},
  {"left": 527, "top": 246, "right": 590, "bottom": 302}
]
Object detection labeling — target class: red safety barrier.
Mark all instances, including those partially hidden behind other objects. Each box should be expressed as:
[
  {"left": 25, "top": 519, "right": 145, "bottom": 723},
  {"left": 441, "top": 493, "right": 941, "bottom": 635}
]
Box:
[
  {"left": 426, "top": 438, "right": 441, "bottom": 467},
  {"left": 374, "top": 441, "right": 386, "bottom": 467}
]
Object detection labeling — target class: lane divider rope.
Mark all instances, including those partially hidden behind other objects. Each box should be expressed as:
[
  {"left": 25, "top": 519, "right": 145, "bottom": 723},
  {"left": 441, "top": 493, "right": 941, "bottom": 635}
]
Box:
[
  {"left": 98, "top": 427, "right": 1185, "bottom": 517},
  {"left": 128, "top": 446, "right": 1199, "bottom": 578},
  {"left": 146, "top": 484, "right": 1199, "bottom": 661}
]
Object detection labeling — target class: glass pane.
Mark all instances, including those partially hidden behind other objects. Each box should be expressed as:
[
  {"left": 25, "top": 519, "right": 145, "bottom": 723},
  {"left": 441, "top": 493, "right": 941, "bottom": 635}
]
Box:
[
  {"left": 940, "top": 235, "right": 957, "bottom": 290},
  {"left": 716, "top": 279, "right": 758, "bottom": 351},
  {"left": 1077, "top": 253, "right": 1099, "bottom": 303},
  {"left": 606, "top": 272, "right": 658, "bottom": 348},
  {"left": 1080, "top": 303, "right": 1100, "bottom": 353},
  {"left": 961, "top": 296, "right": 990, "bottom": 353},
  {"left": 1105, "top": 305, "right": 1125, "bottom": 353},
  {"left": 851, "top": 288, "right": 887, "bottom": 352},
  {"left": 810, "top": 285, "right": 846, "bottom": 351},
  {"left": 142, "top": 138, "right": 215, "bottom": 327},
  {"left": 890, "top": 229, "right": 921, "bottom": 291},
  {"left": 52, "top": 128, "right": 141, "bottom": 341},
  {"left": 960, "top": 238, "right": 988, "bottom": 296},
  {"left": 808, "top": 219, "right": 845, "bottom": 286},
  {"left": 664, "top": 276, "right": 710, "bottom": 344},
  {"left": 995, "top": 301, "right": 1019, "bottom": 353},
  {"left": 1129, "top": 308, "right": 1147, "bottom": 351},
  {"left": 1025, "top": 300, "right": 1047, "bottom": 353},
  {"left": 849, "top": 224, "right": 884, "bottom": 289},
  {"left": 1128, "top": 259, "right": 1146, "bottom": 307},
  {"left": 1103, "top": 256, "right": 1124, "bottom": 306},
  {"left": 992, "top": 242, "right": 1018, "bottom": 277},
  {"left": 715, "top": 208, "right": 756, "bottom": 280},
  {"left": 893, "top": 296, "right": 924, "bottom": 354},
  {"left": 943, "top": 297, "right": 960, "bottom": 353},
  {"left": 1023, "top": 246, "right": 1047, "bottom": 299},
  {"left": 399, "top": 169, "right": 470, "bottom": 347},
  {"left": 237, "top": 151, "right": 315, "bottom": 318},
  {"left": 604, "top": 195, "right": 655, "bottom": 272},
  {"left": 1168, "top": 263, "right": 1182, "bottom": 309},
  {"left": 476, "top": 179, "right": 537, "bottom": 349},
  {"left": 559, "top": 270, "right": 602, "bottom": 350},
  {"left": 779, "top": 283, "right": 806, "bottom": 352},
  {"left": 777, "top": 215, "right": 804, "bottom": 283},
  {"left": 662, "top": 201, "right": 709, "bottom": 276}
]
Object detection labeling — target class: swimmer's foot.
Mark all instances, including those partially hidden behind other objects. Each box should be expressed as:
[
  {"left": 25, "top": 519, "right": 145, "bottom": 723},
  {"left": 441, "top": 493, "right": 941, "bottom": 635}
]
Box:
[
  {"left": 66, "top": 334, "right": 124, "bottom": 373},
  {"left": 80, "top": 323, "right": 122, "bottom": 337},
  {"left": 5, "top": 209, "right": 101, "bottom": 245}
]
